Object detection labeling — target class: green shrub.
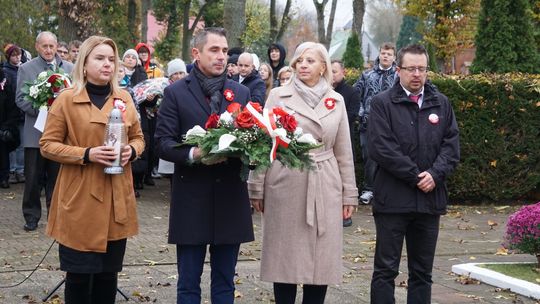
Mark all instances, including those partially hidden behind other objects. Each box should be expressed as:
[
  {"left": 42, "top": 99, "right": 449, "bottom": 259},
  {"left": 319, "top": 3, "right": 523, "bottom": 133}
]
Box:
[{"left": 345, "top": 72, "right": 540, "bottom": 202}]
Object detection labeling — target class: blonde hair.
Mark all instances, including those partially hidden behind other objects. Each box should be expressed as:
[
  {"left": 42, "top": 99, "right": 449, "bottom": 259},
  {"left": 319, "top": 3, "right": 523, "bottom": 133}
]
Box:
[
  {"left": 277, "top": 66, "right": 293, "bottom": 86},
  {"left": 289, "top": 42, "right": 332, "bottom": 85},
  {"left": 259, "top": 62, "right": 273, "bottom": 100},
  {"left": 71, "top": 36, "right": 121, "bottom": 97}
]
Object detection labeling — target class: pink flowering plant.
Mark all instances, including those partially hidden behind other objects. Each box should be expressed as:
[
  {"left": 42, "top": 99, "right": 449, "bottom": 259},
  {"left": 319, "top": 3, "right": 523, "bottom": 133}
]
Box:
[{"left": 504, "top": 202, "right": 540, "bottom": 267}]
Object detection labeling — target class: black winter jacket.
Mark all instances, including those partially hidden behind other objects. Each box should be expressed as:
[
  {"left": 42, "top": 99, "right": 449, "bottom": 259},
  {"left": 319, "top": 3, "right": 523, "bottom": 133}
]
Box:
[
  {"left": 367, "top": 81, "right": 460, "bottom": 215},
  {"left": 234, "top": 70, "right": 266, "bottom": 105}
]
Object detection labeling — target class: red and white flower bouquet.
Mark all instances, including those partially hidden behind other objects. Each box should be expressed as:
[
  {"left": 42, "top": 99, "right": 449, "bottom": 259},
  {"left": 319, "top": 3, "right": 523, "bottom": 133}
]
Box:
[
  {"left": 21, "top": 68, "right": 71, "bottom": 132},
  {"left": 183, "top": 101, "right": 321, "bottom": 173}
]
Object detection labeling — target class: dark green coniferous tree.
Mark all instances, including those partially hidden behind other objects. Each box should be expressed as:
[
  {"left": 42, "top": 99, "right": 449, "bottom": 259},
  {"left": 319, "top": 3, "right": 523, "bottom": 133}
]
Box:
[
  {"left": 342, "top": 31, "right": 364, "bottom": 69},
  {"left": 396, "top": 15, "right": 422, "bottom": 50},
  {"left": 471, "top": 0, "right": 540, "bottom": 73}
]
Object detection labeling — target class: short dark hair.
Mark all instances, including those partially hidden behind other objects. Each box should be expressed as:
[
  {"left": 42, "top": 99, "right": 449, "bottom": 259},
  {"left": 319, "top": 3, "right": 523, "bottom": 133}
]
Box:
[
  {"left": 396, "top": 44, "right": 429, "bottom": 67},
  {"left": 379, "top": 42, "right": 396, "bottom": 54},
  {"left": 58, "top": 41, "right": 69, "bottom": 49},
  {"left": 68, "top": 40, "right": 82, "bottom": 49},
  {"left": 331, "top": 59, "right": 344, "bottom": 69},
  {"left": 192, "top": 27, "right": 227, "bottom": 50}
]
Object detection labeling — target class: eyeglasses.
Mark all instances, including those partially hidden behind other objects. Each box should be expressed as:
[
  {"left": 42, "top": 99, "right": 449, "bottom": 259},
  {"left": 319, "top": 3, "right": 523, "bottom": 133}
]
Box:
[{"left": 400, "top": 66, "right": 428, "bottom": 73}]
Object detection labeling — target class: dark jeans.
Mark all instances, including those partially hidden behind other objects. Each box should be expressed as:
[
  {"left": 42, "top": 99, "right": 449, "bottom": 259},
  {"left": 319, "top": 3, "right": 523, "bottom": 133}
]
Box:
[
  {"left": 371, "top": 213, "right": 440, "bottom": 304},
  {"left": 22, "top": 148, "right": 59, "bottom": 225},
  {"left": 0, "top": 145, "right": 10, "bottom": 181},
  {"left": 273, "top": 283, "right": 328, "bottom": 304},
  {"left": 359, "top": 131, "right": 377, "bottom": 191},
  {"left": 176, "top": 244, "right": 240, "bottom": 304}
]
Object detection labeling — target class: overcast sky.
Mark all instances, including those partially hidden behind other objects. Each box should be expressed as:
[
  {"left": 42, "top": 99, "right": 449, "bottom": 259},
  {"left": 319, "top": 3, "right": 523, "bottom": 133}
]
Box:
[{"left": 275, "top": 0, "right": 354, "bottom": 29}]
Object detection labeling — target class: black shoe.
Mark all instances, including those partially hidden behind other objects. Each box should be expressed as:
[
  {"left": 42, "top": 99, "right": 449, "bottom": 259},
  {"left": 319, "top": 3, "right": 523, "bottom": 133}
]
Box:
[
  {"left": 143, "top": 177, "right": 155, "bottom": 186},
  {"left": 24, "top": 222, "right": 38, "bottom": 231},
  {"left": 0, "top": 180, "right": 9, "bottom": 189},
  {"left": 134, "top": 190, "right": 140, "bottom": 198},
  {"left": 134, "top": 180, "right": 143, "bottom": 190},
  {"left": 343, "top": 218, "right": 353, "bottom": 227}
]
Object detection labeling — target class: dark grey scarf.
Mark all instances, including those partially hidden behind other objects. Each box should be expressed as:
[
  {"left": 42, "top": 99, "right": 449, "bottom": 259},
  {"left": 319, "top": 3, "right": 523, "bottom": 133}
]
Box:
[{"left": 192, "top": 63, "right": 228, "bottom": 114}]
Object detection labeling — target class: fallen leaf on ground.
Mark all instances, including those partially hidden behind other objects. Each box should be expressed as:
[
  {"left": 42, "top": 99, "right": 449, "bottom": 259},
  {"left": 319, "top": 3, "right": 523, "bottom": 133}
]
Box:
[
  {"left": 456, "top": 275, "right": 480, "bottom": 285},
  {"left": 234, "top": 290, "right": 243, "bottom": 298},
  {"left": 494, "top": 247, "right": 508, "bottom": 255},
  {"left": 487, "top": 220, "right": 498, "bottom": 229}
]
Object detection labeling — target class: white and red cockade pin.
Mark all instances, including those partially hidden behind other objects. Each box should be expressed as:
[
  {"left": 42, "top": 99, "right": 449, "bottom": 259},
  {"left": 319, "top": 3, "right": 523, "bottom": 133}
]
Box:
[
  {"left": 428, "top": 113, "right": 439, "bottom": 124},
  {"left": 223, "top": 89, "right": 235, "bottom": 102},
  {"left": 324, "top": 98, "right": 336, "bottom": 110}
]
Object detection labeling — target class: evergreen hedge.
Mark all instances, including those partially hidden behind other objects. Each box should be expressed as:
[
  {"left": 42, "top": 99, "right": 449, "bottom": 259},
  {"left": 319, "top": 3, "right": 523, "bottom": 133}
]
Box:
[{"left": 345, "top": 71, "right": 540, "bottom": 202}]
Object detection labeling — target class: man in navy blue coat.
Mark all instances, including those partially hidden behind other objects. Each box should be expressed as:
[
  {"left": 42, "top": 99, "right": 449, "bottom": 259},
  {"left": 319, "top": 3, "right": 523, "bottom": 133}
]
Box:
[
  {"left": 234, "top": 52, "right": 266, "bottom": 105},
  {"left": 155, "top": 27, "right": 254, "bottom": 304}
]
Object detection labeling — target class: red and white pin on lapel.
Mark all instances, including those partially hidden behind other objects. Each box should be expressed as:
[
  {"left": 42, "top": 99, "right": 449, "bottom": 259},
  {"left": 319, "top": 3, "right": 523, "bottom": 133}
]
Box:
[
  {"left": 223, "top": 89, "right": 235, "bottom": 102},
  {"left": 324, "top": 98, "right": 336, "bottom": 110},
  {"left": 428, "top": 113, "right": 439, "bottom": 124}
]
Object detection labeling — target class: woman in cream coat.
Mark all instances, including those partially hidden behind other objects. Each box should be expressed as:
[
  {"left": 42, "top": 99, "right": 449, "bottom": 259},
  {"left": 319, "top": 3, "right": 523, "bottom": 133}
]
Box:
[
  {"left": 40, "top": 36, "right": 144, "bottom": 304},
  {"left": 248, "top": 42, "right": 358, "bottom": 304}
]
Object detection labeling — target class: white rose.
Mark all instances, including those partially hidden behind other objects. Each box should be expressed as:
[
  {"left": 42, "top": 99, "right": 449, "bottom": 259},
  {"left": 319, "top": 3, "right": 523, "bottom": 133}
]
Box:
[
  {"left": 38, "top": 71, "right": 48, "bottom": 79},
  {"left": 293, "top": 127, "right": 304, "bottom": 137},
  {"left": 219, "top": 111, "right": 233, "bottom": 124},
  {"left": 297, "top": 133, "right": 318, "bottom": 145},
  {"left": 185, "top": 125, "right": 207, "bottom": 139},
  {"left": 45, "top": 83, "right": 51, "bottom": 88},
  {"left": 217, "top": 133, "right": 237, "bottom": 151},
  {"left": 273, "top": 128, "right": 287, "bottom": 139},
  {"left": 29, "top": 86, "right": 39, "bottom": 98}
]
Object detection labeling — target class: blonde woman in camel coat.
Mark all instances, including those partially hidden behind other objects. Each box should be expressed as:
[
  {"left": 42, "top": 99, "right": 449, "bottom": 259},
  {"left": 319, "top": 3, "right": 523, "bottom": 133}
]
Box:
[{"left": 248, "top": 42, "right": 358, "bottom": 304}]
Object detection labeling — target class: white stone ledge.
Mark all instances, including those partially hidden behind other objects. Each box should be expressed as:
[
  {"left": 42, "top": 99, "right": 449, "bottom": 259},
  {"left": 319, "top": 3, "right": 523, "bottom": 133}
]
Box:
[{"left": 452, "top": 262, "right": 540, "bottom": 300}]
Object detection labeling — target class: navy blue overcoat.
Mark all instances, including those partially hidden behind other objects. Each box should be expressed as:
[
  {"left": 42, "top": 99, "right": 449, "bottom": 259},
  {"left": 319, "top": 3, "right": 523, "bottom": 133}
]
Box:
[{"left": 155, "top": 73, "right": 255, "bottom": 245}]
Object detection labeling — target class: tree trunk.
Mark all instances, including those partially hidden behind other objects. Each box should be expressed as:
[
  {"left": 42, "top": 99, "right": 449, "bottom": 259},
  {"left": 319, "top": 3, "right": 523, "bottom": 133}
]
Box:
[
  {"left": 270, "top": 0, "right": 277, "bottom": 42},
  {"left": 181, "top": 0, "right": 192, "bottom": 62},
  {"left": 58, "top": 11, "right": 79, "bottom": 42},
  {"left": 276, "top": 0, "right": 292, "bottom": 43},
  {"left": 223, "top": 0, "right": 246, "bottom": 48},
  {"left": 128, "top": 0, "right": 140, "bottom": 44},
  {"left": 324, "top": 0, "right": 338, "bottom": 49},
  {"left": 352, "top": 0, "right": 365, "bottom": 39},
  {"left": 141, "top": 0, "right": 152, "bottom": 42},
  {"left": 313, "top": 0, "right": 329, "bottom": 45}
]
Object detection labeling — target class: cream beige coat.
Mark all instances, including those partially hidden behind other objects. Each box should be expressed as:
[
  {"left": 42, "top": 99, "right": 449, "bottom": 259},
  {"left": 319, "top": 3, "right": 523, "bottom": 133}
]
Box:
[
  {"left": 40, "top": 88, "right": 144, "bottom": 253},
  {"left": 248, "top": 84, "right": 358, "bottom": 285}
]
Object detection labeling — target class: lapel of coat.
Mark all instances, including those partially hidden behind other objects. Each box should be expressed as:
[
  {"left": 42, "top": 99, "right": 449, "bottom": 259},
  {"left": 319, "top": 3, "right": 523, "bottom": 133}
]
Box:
[
  {"left": 73, "top": 89, "right": 127, "bottom": 125},
  {"left": 185, "top": 74, "right": 211, "bottom": 115},
  {"left": 313, "top": 91, "right": 339, "bottom": 120}
]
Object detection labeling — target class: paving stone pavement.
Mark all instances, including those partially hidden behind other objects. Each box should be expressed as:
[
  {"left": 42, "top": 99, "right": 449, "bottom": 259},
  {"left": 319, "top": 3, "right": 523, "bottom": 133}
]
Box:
[{"left": 0, "top": 179, "right": 538, "bottom": 303}]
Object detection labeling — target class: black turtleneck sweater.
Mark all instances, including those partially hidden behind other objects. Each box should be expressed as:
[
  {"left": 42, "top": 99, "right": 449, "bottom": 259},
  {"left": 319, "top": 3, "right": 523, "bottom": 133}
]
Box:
[{"left": 86, "top": 82, "right": 111, "bottom": 110}]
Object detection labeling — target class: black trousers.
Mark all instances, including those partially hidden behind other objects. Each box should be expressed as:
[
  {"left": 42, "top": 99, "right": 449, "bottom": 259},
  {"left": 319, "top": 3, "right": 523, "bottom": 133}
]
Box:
[
  {"left": 359, "top": 131, "right": 377, "bottom": 191},
  {"left": 22, "top": 148, "right": 59, "bottom": 225},
  {"left": 273, "top": 283, "right": 327, "bottom": 304},
  {"left": 371, "top": 213, "right": 440, "bottom": 304}
]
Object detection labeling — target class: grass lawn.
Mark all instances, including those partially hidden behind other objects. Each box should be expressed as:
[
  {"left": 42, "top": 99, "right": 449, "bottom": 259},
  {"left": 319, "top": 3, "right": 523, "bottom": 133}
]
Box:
[{"left": 479, "top": 263, "right": 540, "bottom": 285}]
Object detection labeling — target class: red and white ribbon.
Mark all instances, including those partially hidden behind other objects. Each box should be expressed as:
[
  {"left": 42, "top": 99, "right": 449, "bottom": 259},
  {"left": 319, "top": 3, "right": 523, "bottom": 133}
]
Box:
[{"left": 246, "top": 103, "right": 291, "bottom": 163}]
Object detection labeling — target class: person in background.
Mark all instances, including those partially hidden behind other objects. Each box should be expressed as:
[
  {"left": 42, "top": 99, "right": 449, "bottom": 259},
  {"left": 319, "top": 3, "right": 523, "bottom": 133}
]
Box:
[
  {"left": 368, "top": 44, "right": 459, "bottom": 304},
  {"left": 67, "top": 40, "right": 82, "bottom": 63},
  {"left": 267, "top": 43, "right": 287, "bottom": 87},
  {"left": 57, "top": 42, "right": 70, "bottom": 61},
  {"left": 2, "top": 44, "right": 25, "bottom": 184},
  {"left": 226, "top": 53, "right": 239, "bottom": 79},
  {"left": 235, "top": 52, "right": 266, "bottom": 105},
  {"left": 248, "top": 42, "right": 358, "bottom": 304},
  {"left": 155, "top": 27, "right": 254, "bottom": 304},
  {"left": 135, "top": 43, "right": 163, "bottom": 79},
  {"left": 157, "top": 58, "right": 188, "bottom": 178},
  {"left": 16, "top": 31, "right": 73, "bottom": 232},
  {"left": 353, "top": 42, "right": 398, "bottom": 205},
  {"left": 0, "top": 68, "right": 19, "bottom": 188},
  {"left": 259, "top": 62, "right": 273, "bottom": 102},
  {"left": 331, "top": 59, "right": 361, "bottom": 228},
  {"left": 40, "top": 35, "right": 144, "bottom": 304},
  {"left": 277, "top": 66, "right": 293, "bottom": 86},
  {"left": 121, "top": 49, "right": 147, "bottom": 88}
]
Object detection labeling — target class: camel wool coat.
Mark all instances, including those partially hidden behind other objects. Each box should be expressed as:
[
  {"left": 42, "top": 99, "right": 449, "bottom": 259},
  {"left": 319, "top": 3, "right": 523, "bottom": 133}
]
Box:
[
  {"left": 40, "top": 88, "right": 144, "bottom": 253},
  {"left": 248, "top": 84, "right": 358, "bottom": 285}
]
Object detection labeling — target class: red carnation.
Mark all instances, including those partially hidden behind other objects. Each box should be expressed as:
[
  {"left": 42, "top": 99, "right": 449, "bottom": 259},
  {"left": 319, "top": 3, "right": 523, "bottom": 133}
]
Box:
[
  {"left": 47, "top": 98, "right": 55, "bottom": 107},
  {"left": 235, "top": 109, "right": 255, "bottom": 128},
  {"left": 205, "top": 113, "right": 220, "bottom": 129},
  {"left": 227, "top": 102, "right": 242, "bottom": 114},
  {"left": 248, "top": 101, "right": 263, "bottom": 113},
  {"left": 279, "top": 114, "right": 297, "bottom": 132}
]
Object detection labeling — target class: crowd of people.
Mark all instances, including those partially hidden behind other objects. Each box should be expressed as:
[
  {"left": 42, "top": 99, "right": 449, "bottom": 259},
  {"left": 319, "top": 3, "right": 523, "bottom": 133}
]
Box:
[{"left": 1, "top": 27, "right": 459, "bottom": 304}]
